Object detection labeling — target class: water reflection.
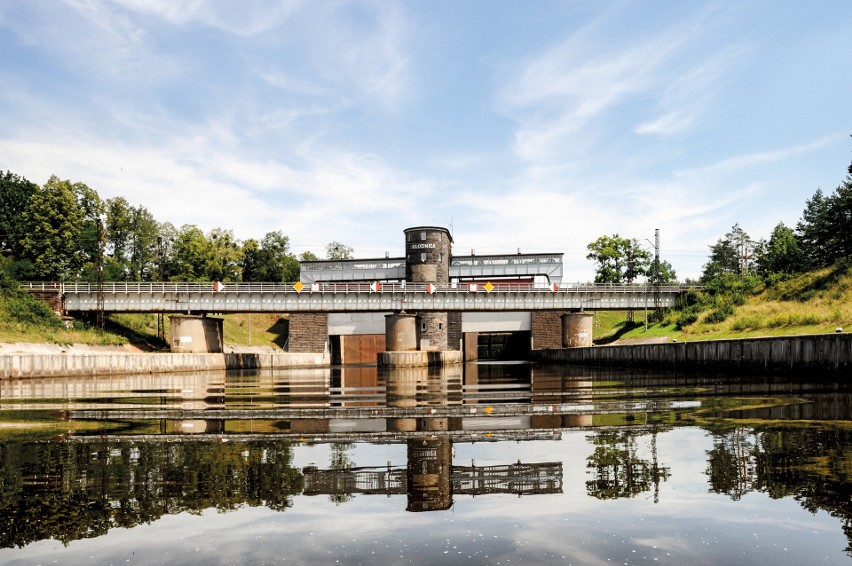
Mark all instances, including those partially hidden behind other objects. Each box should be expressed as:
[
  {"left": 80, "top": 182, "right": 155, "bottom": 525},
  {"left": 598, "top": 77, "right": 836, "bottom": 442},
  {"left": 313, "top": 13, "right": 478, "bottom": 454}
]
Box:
[{"left": 0, "top": 362, "right": 850, "bottom": 562}]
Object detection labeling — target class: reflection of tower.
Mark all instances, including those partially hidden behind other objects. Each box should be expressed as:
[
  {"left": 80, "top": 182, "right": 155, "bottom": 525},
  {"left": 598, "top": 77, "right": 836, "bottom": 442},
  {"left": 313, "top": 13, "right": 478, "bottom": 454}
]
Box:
[
  {"left": 406, "top": 436, "right": 452, "bottom": 512},
  {"left": 404, "top": 226, "right": 453, "bottom": 351}
]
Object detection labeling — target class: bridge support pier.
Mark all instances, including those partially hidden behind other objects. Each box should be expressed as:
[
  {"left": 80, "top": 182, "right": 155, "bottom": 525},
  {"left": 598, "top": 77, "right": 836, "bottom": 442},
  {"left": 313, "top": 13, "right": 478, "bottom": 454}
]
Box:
[
  {"left": 385, "top": 313, "right": 419, "bottom": 351},
  {"left": 561, "top": 312, "right": 594, "bottom": 348},
  {"left": 170, "top": 315, "right": 224, "bottom": 353}
]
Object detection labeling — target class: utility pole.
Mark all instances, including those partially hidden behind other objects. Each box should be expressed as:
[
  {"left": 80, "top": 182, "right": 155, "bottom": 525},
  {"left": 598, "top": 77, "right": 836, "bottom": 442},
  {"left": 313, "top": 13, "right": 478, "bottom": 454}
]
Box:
[
  {"left": 96, "top": 218, "right": 105, "bottom": 331},
  {"left": 653, "top": 229, "right": 661, "bottom": 318},
  {"left": 157, "top": 236, "right": 165, "bottom": 342}
]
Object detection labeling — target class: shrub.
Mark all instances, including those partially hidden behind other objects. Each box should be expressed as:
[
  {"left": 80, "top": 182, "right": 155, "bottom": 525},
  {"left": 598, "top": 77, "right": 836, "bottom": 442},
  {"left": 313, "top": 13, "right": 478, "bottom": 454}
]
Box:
[
  {"left": 676, "top": 307, "right": 700, "bottom": 329},
  {"left": 704, "top": 303, "right": 735, "bottom": 324},
  {"left": 4, "top": 293, "right": 62, "bottom": 328}
]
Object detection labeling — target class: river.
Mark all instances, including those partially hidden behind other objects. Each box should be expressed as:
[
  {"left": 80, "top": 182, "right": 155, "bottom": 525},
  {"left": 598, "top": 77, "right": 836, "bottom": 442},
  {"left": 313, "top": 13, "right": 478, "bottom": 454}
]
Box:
[{"left": 0, "top": 361, "right": 849, "bottom": 565}]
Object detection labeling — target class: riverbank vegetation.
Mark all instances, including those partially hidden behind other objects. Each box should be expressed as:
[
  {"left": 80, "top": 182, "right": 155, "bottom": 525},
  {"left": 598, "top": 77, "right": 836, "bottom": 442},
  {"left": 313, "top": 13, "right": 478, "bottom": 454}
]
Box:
[{"left": 594, "top": 152, "right": 852, "bottom": 344}]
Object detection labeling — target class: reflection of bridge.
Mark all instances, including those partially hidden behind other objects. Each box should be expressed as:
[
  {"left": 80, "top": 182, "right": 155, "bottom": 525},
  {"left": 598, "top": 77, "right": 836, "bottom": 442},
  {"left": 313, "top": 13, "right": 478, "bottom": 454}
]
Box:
[
  {"left": 23, "top": 281, "right": 688, "bottom": 313},
  {"left": 303, "top": 461, "right": 563, "bottom": 497}
]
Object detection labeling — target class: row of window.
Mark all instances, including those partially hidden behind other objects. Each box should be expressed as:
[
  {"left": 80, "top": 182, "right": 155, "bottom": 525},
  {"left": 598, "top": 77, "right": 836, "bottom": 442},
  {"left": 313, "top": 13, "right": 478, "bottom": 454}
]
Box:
[
  {"left": 406, "top": 231, "right": 444, "bottom": 242},
  {"left": 407, "top": 252, "right": 444, "bottom": 263}
]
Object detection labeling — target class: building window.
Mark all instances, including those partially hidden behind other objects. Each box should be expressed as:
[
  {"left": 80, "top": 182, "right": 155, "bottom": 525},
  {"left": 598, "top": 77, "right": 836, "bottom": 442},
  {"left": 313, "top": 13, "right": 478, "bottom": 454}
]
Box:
[
  {"left": 421, "top": 231, "right": 426, "bottom": 241},
  {"left": 421, "top": 253, "right": 426, "bottom": 263},
  {"left": 438, "top": 323, "right": 443, "bottom": 330},
  {"left": 421, "top": 322, "right": 427, "bottom": 331}
]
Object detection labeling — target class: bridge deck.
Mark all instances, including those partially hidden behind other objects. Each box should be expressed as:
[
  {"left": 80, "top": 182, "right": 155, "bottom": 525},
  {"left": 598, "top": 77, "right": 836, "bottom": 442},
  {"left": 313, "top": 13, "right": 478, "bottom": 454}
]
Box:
[{"left": 23, "top": 282, "right": 689, "bottom": 313}]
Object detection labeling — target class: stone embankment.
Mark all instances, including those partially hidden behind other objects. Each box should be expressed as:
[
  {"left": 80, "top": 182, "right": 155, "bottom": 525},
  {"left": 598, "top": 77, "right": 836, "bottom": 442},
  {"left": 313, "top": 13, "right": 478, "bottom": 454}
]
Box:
[
  {"left": 532, "top": 333, "right": 851, "bottom": 376},
  {"left": 0, "top": 343, "right": 328, "bottom": 379}
]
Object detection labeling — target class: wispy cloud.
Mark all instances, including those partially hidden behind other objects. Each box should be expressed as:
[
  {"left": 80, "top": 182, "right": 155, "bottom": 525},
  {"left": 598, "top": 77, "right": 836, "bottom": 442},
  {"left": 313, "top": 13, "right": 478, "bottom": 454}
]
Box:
[
  {"left": 674, "top": 135, "right": 839, "bottom": 177},
  {"left": 635, "top": 45, "right": 749, "bottom": 136},
  {"left": 107, "top": 0, "right": 305, "bottom": 36}
]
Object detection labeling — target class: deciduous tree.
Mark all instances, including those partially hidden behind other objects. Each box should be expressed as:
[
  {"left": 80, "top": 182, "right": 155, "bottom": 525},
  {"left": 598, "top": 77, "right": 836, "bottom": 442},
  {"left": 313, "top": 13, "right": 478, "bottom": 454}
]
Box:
[
  {"left": 21, "top": 176, "right": 86, "bottom": 280},
  {"left": 0, "top": 170, "right": 38, "bottom": 257},
  {"left": 586, "top": 235, "right": 650, "bottom": 284},
  {"left": 325, "top": 241, "right": 354, "bottom": 260}
]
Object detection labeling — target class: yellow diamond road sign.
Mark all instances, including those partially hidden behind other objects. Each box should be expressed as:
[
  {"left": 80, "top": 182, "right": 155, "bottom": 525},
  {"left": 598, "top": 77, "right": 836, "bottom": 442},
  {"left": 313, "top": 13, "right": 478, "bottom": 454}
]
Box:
[
  {"left": 484, "top": 281, "right": 494, "bottom": 293},
  {"left": 293, "top": 281, "right": 304, "bottom": 293}
]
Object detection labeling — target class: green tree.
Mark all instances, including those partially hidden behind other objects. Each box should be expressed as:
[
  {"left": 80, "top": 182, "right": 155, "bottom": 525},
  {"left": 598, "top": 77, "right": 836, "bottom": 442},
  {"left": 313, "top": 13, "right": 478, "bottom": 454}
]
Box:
[
  {"left": 701, "top": 224, "right": 754, "bottom": 282},
  {"left": 325, "top": 241, "right": 354, "bottom": 260},
  {"left": 754, "top": 222, "right": 804, "bottom": 275},
  {"left": 586, "top": 235, "right": 650, "bottom": 284},
  {"left": 656, "top": 260, "right": 678, "bottom": 284},
  {"left": 299, "top": 250, "right": 319, "bottom": 262},
  {"left": 105, "top": 196, "right": 134, "bottom": 269},
  {"left": 796, "top": 188, "right": 834, "bottom": 268},
  {"left": 0, "top": 170, "right": 38, "bottom": 258},
  {"left": 128, "top": 206, "right": 160, "bottom": 280},
  {"left": 826, "top": 176, "right": 852, "bottom": 261},
  {"left": 242, "top": 231, "right": 299, "bottom": 282},
  {"left": 168, "top": 224, "right": 211, "bottom": 281},
  {"left": 21, "top": 176, "right": 86, "bottom": 280},
  {"left": 207, "top": 228, "right": 243, "bottom": 282},
  {"left": 72, "top": 181, "right": 103, "bottom": 278}
]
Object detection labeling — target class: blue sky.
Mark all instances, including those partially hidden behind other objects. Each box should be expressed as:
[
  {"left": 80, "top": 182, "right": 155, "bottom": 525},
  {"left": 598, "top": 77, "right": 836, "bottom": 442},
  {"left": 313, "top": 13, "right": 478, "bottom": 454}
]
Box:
[{"left": 1, "top": 1, "right": 850, "bottom": 280}]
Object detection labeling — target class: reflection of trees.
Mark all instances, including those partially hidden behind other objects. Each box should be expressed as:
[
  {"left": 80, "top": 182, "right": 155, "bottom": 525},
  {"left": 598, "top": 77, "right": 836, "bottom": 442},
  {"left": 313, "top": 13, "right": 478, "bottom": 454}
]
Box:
[
  {"left": 706, "top": 427, "right": 852, "bottom": 556},
  {"left": 705, "top": 428, "right": 756, "bottom": 500},
  {"left": 586, "top": 430, "right": 670, "bottom": 501},
  {"left": 328, "top": 442, "right": 355, "bottom": 505},
  {"left": 0, "top": 440, "right": 303, "bottom": 549}
]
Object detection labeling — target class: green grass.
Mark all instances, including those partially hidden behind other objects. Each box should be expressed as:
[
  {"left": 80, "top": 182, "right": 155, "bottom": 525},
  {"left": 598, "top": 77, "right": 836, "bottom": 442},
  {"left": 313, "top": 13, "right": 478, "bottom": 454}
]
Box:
[
  {"left": 0, "top": 292, "right": 289, "bottom": 350},
  {"left": 591, "top": 265, "right": 852, "bottom": 343}
]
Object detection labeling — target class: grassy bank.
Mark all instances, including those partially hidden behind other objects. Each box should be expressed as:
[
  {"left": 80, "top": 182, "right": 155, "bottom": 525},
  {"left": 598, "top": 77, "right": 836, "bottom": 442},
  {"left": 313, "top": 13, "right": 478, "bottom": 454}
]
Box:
[
  {"left": 0, "top": 288, "right": 289, "bottom": 351},
  {"left": 595, "top": 265, "right": 852, "bottom": 344}
]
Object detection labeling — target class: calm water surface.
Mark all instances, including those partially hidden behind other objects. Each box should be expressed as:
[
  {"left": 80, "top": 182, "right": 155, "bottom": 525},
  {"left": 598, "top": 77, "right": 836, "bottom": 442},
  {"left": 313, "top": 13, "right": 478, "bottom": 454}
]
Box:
[{"left": 0, "top": 362, "right": 849, "bottom": 565}]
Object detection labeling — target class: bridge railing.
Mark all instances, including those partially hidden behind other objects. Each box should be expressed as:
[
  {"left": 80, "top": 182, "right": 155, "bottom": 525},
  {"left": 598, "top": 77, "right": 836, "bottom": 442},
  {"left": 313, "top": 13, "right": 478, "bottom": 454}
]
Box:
[{"left": 21, "top": 281, "right": 695, "bottom": 295}]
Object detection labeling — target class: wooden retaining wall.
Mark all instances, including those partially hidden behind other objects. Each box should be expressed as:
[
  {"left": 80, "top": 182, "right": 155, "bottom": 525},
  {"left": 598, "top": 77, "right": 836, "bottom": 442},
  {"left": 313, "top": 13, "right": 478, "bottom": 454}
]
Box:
[{"left": 531, "top": 333, "right": 852, "bottom": 376}]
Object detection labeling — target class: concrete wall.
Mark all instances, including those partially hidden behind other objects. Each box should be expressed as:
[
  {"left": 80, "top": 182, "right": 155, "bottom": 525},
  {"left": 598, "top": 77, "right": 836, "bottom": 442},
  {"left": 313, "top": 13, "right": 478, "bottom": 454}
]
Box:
[
  {"left": 0, "top": 351, "right": 329, "bottom": 379},
  {"left": 328, "top": 312, "right": 389, "bottom": 335},
  {"left": 462, "top": 312, "right": 531, "bottom": 333},
  {"left": 531, "top": 333, "right": 852, "bottom": 376}
]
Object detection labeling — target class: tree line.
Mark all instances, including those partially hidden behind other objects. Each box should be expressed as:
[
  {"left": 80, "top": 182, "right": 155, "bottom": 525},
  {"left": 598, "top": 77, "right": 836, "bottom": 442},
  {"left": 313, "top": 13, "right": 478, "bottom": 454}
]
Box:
[
  {"left": 702, "top": 163, "right": 852, "bottom": 282},
  {"left": 0, "top": 171, "right": 354, "bottom": 282},
  {"left": 585, "top": 151, "right": 852, "bottom": 287}
]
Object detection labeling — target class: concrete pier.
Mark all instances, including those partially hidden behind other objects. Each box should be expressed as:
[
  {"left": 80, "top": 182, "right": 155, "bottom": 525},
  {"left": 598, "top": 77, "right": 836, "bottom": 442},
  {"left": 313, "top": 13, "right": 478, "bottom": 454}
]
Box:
[
  {"left": 385, "top": 313, "right": 419, "bottom": 351},
  {"left": 170, "top": 315, "right": 223, "bottom": 353},
  {"left": 561, "top": 312, "right": 594, "bottom": 348}
]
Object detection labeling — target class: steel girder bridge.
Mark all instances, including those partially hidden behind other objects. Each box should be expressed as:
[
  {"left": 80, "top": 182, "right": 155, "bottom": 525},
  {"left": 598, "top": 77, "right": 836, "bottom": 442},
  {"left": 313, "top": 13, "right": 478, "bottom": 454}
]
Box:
[{"left": 23, "top": 281, "right": 690, "bottom": 313}]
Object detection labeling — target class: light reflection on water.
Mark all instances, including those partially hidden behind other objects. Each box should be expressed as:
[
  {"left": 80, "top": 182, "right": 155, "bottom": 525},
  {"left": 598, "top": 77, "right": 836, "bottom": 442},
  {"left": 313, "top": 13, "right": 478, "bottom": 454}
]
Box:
[{"left": 0, "top": 362, "right": 850, "bottom": 564}]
